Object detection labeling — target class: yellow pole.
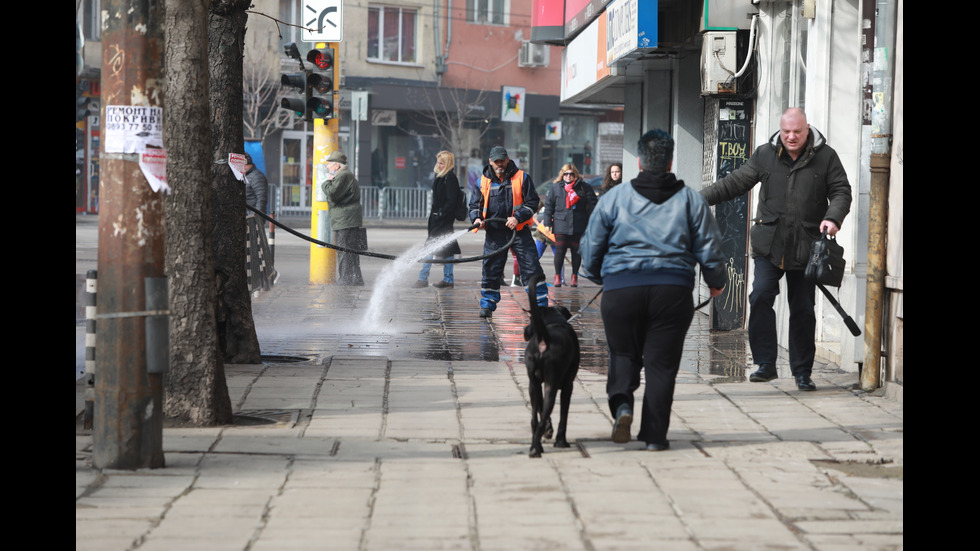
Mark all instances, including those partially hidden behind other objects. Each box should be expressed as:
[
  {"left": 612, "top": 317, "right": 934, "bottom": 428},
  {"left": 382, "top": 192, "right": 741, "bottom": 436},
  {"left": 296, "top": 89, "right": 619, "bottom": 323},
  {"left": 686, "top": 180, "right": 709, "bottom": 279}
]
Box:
[{"left": 310, "top": 117, "right": 339, "bottom": 283}]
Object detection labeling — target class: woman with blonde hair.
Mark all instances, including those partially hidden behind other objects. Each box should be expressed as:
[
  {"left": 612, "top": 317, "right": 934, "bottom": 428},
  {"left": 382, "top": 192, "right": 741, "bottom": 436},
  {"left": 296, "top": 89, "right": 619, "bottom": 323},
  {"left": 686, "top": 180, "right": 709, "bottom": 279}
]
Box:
[
  {"left": 542, "top": 163, "right": 598, "bottom": 287},
  {"left": 413, "top": 151, "right": 463, "bottom": 288}
]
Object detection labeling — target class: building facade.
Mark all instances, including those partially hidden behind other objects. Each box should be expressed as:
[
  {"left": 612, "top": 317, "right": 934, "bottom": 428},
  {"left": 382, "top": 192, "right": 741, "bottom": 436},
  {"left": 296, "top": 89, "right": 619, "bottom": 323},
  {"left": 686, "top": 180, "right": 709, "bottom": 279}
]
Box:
[{"left": 533, "top": 0, "right": 903, "bottom": 391}]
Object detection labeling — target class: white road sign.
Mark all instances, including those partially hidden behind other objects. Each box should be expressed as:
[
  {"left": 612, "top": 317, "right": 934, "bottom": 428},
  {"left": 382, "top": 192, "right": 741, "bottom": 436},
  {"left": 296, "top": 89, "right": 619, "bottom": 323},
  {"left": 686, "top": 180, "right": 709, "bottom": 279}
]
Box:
[{"left": 301, "top": 0, "right": 343, "bottom": 42}]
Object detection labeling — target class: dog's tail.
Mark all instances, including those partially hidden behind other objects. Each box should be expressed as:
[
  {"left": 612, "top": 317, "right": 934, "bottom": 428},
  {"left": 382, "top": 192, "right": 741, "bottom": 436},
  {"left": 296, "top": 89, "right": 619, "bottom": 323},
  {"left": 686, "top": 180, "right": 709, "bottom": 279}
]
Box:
[{"left": 525, "top": 274, "right": 549, "bottom": 352}]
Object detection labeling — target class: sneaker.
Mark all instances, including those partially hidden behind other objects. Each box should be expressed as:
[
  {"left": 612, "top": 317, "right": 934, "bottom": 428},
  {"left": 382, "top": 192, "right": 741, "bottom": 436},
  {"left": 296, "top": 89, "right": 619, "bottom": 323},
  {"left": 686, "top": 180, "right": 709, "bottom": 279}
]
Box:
[
  {"left": 433, "top": 281, "right": 454, "bottom": 289},
  {"left": 479, "top": 308, "right": 493, "bottom": 318},
  {"left": 271, "top": 270, "right": 280, "bottom": 286},
  {"left": 412, "top": 280, "right": 429, "bottom": 288},
  {"left": 748, "top": 364, "right": 778, "bottom": 382},
  {"left": 510, "top": 275, "right": 520, "bottom": 287},
  {"left": 611, "top": 404, "right": 632, "bottom": 444}
]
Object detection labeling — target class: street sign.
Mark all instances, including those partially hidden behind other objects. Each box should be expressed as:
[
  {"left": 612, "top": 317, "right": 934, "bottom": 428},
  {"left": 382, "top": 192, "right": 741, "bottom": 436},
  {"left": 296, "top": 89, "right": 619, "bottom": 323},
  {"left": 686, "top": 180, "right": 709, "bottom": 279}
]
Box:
[{"left": 301, "top": 0, "right": 343, "bottom": 42}]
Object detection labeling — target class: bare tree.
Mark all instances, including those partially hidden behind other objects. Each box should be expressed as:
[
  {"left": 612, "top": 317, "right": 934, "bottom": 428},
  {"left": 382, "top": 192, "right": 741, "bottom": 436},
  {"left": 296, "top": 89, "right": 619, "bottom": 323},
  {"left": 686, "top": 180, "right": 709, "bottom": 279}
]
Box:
[
  {"left": 164, "top": 0, "right": 233, "bottom": 424},
  {"left": 242, "top": 20, "right": 281, "bottom": 144},
  {"left": 209, "top": 0, "right": 262, "bottom": 364}
]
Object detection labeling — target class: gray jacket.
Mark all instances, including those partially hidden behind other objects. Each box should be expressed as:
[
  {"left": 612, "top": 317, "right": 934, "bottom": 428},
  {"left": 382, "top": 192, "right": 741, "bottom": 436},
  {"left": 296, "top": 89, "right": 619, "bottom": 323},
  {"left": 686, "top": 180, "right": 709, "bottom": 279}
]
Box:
[{"left": 580, "top": 173, "right": 727, "bottom": 291}]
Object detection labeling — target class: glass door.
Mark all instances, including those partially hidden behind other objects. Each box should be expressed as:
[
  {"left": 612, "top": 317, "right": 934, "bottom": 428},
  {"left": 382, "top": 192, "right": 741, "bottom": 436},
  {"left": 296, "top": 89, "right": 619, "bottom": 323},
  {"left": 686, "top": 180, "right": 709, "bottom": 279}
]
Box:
[{"left": 280, "top": 130, "right": 314, "bottom": 216}]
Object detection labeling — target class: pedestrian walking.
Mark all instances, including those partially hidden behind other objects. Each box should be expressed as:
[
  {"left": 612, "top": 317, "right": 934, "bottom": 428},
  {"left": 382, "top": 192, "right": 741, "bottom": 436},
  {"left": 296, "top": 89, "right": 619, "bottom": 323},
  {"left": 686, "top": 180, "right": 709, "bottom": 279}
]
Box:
[
  {"left": 581, "top": 129, "right": 726, "bottom": 451},
  {"left": 542, "top": 163, "right": 598, "bottom": 287},
  {"left": 700, "top": 108, "right": 852, "bottom": 391}
]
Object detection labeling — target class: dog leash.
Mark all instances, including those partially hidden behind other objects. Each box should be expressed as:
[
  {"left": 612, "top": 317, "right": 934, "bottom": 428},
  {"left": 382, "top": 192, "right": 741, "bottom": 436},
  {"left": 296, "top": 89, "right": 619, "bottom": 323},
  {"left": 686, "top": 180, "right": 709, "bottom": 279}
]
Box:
[{"left": 566, "top": 288, "right": 711, "bottom": 322}]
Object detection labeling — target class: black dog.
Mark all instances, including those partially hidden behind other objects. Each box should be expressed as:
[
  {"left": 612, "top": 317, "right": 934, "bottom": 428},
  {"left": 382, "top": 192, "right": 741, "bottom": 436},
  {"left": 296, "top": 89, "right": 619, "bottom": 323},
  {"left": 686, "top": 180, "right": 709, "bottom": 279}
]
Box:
[{"left": 523, "top": 274, "right": 581, "bottom": 458}]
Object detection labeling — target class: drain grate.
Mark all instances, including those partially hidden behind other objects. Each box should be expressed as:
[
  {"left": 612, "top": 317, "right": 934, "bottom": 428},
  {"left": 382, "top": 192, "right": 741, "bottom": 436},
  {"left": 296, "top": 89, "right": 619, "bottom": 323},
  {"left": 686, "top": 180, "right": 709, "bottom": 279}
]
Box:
[
  {"left": 261, "top": 355, "right": 311, "bottom": 364},
  {"left": 233, "top": 409, "right": 299, "bottom": 426}
]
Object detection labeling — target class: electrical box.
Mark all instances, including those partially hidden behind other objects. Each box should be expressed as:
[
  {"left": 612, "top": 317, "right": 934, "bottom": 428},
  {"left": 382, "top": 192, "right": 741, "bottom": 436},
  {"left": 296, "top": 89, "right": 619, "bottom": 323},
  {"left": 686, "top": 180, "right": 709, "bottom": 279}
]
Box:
[{"left": 701, "top": 31, "right": 738, "bottom": 95}]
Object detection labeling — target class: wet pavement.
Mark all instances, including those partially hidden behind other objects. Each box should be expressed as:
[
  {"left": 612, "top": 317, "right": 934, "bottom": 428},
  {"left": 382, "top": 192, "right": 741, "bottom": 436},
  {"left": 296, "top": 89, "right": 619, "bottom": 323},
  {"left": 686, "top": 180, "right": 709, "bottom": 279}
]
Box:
[{"left": 75, "top": 218, "right": 903, "bottom": 550}]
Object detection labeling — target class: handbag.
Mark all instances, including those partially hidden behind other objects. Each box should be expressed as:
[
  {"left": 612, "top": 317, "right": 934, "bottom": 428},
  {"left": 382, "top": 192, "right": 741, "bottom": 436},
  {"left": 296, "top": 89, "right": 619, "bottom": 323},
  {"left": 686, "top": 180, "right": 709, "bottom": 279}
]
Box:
[
  {"left": 805, "top": 229, "right": 845, "bottom": 287},
  {"left": 805, "top": 229, "right": 861, "bottom": 336},
  {"left": 454, "top": 187, "right": 468, "bottom": 221}
]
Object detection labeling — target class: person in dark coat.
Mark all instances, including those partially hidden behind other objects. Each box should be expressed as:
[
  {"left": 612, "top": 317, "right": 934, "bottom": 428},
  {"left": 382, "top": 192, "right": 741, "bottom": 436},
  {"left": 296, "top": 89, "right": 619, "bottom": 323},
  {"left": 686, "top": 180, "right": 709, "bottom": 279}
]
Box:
[
  {"left": 701, "top": 108, "right": 852, "bottom": 391},
  {"left": 542, "top": 163, "right": 598, "bottom": 287},
  {"left": 243, "top": 153, "right": 269, "bottom": 213},
  {"left": 414, "top": 151, "right": 463, "bottom": 288}
]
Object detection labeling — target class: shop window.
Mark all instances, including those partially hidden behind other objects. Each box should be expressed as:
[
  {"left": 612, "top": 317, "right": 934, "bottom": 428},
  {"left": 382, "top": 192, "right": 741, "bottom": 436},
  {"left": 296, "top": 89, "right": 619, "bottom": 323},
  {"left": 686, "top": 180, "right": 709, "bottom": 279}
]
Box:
[
  {"left": 368, "top": 6, "right": 417, "bottom": 63},
  {"left": 467, "top": 0, "right": 507, "bottom": 25}
]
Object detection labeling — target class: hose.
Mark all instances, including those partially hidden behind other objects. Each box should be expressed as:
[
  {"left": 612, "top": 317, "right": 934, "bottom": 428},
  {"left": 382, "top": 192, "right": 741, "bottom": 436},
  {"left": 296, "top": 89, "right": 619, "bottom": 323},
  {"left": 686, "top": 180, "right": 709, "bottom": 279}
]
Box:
[{"left": 245, "top": 205, "right": 516, "bottom": 264}]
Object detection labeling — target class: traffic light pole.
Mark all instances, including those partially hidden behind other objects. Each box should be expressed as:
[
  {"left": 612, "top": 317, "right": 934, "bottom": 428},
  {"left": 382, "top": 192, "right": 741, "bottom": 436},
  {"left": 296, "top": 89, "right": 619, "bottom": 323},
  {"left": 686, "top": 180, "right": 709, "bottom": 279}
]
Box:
[
  {"left": 310, "top": 117, "right": 339, "bottom": 283},
  {"left": 94, "top": 0, "right": 166, "bottom": 469}
]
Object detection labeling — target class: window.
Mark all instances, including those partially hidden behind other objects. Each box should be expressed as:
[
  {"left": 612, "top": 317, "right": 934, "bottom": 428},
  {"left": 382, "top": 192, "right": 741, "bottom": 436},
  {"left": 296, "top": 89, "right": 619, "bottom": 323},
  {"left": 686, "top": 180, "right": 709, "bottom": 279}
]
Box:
[
  {"left": 279, "top": 0, "right": 318, "bottom": 55},
  {"left": 467, "top": 0, "right": 506, "bottom": 25},
  {"left": 368, "top": 6, "right": 417, "bottom": 64}
]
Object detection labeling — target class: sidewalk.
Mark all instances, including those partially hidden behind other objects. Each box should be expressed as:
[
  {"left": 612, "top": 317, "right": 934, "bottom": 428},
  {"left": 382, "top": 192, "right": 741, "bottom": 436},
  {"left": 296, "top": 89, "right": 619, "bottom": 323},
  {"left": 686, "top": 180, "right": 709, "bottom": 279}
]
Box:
[{"left": 76, "top": 265, "right": 902, "bottom": 550}]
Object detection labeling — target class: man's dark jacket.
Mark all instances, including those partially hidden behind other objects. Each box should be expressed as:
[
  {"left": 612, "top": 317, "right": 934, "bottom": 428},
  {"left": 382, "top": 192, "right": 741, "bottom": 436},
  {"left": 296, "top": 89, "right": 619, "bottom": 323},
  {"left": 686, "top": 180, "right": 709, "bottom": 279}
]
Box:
[
  {"left": 468, "top": 159, "right": 538, "bottom": 231},
  {"left": 701, "top": 126, "right": 851, "bottom": 271}
]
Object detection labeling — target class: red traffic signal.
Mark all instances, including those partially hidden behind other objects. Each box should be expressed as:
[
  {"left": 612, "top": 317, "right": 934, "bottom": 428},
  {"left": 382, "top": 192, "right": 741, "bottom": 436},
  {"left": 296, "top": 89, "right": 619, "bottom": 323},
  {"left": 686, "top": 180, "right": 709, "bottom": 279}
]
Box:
[{"left": 307, "top": 48, "right": 333, "bottom": 70}]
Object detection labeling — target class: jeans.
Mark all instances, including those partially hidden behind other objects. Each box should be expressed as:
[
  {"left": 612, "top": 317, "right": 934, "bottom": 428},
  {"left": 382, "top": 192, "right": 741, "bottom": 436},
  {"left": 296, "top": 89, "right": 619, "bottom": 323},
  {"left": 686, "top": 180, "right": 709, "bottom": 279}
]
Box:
[
  {"left": 417, "top": 255, "right": 454, "bottom": 283},
  {"left": 748, "top": 257, "right": 816, "bottom": 376}
]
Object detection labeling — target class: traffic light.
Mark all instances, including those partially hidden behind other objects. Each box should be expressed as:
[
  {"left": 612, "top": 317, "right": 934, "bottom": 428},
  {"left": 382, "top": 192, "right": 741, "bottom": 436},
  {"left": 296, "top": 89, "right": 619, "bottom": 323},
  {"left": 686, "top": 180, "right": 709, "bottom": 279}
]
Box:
[
  {"left": 306, "top": 45, "right": 334, "bottom": 119},
  {"left": 279, "top": 42, "right": 338, "bottom": 122}
]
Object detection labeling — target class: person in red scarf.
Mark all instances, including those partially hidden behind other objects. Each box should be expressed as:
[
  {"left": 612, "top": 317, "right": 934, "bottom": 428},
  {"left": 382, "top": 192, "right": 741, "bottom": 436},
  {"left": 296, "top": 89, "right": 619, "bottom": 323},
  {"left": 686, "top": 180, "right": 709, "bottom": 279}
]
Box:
[{"left": 542, "top": 163, "right": 598, "bottom": 287}]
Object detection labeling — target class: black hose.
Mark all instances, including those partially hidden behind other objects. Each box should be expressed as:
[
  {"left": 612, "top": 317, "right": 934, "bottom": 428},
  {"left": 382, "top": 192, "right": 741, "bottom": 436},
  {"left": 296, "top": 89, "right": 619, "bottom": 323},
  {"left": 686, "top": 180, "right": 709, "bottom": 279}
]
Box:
[{"left": 246, "top": 205, "right": 516, "bottom": 264}]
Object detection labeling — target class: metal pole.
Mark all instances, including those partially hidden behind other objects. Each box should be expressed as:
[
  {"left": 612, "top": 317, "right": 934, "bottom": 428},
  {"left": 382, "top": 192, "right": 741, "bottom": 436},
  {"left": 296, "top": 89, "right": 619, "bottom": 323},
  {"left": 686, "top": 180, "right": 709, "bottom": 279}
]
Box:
[
  {"left": 862, "top": 154, "right": 889, "bottom": 391},
  {"left": 84, "top": 270, "right": 97, "bottom": 430},
  {"left": 310, "top": 117, "right": 339, "bottom": 283},
  {"left": 93, "top": 0, "right": 166, "bottom": 470}
]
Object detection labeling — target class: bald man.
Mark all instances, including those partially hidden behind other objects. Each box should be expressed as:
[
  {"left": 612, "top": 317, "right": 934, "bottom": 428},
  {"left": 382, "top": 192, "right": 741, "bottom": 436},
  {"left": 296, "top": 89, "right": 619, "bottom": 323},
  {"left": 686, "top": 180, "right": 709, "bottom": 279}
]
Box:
[{"left": 701, "top": 108, "right": 852, "bottom": 391}]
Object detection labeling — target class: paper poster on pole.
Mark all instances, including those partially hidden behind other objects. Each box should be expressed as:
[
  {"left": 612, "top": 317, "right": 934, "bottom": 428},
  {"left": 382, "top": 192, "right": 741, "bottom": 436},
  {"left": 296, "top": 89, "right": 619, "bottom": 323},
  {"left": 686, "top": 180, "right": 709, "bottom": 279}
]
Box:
[
  {"left": 139, "top": 149, "right": 170, "bottom": 193},
  {"left": 104, "top": 105, "right": 163, "bottom": 153},
  {"left": 229, "top": 153, "right": 248, "bottom": 181}
]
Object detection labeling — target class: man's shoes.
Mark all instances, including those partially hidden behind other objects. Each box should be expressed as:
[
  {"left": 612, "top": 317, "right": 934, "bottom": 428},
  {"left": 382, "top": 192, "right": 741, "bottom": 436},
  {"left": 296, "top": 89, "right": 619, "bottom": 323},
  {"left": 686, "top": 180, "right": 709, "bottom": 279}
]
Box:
[
  {"left": 611, "top": 404, "right": 632, "bottom": 444},
  {"left": 479, "top": 308, "right": 493, "bottom": 318},
  {"left": 433, "top": 280, "right": 454, "bottom": 289},
  {"left": 749, "top": 364, "right": 778, "bottom": 382},
  {"left": 553, "top": 275, "right": 562, "bottom": 288},
  {"left": 570, "top": 274, "right": 578, "bottom": 287},
  {"left": 412, "top": 280, "right": 428, "bottom": 288},
  {"left": 645, "top": 442, "right": 669, "bottom": 451},
  {"left": 271, "top": 270, "right": 280, "bottom": 286},
  {"left": 795, "top": 375, "right": 817, "bottom": 391},
  {"left": 511, "top": 275, "right": 521, "bottom": 287}
]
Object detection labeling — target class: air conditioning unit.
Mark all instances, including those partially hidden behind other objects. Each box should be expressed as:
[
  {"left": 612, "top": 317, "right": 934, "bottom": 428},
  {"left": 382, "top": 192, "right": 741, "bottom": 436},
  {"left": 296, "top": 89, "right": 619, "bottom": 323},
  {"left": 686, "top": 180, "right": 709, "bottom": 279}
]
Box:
[{"left": 519, "top": 41, "right": 549, "bottom": 68}]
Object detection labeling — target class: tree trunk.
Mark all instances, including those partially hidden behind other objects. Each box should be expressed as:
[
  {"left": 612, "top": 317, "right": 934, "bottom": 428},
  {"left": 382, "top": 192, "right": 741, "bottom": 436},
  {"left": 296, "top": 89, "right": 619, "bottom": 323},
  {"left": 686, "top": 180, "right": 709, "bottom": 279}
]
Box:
[
  {"left": 163, "top": 0, "right": 233, "bottom": 424},
  {"left": 209, "top": 0, "right": 261, "bottom": 364}
]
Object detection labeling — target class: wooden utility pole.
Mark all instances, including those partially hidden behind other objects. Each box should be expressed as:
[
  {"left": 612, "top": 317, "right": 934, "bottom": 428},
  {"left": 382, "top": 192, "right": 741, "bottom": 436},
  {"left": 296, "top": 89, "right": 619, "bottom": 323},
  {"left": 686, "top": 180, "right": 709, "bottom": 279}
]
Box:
[{"left": 93, "top": 0, "right": 166, "bottom": 469}]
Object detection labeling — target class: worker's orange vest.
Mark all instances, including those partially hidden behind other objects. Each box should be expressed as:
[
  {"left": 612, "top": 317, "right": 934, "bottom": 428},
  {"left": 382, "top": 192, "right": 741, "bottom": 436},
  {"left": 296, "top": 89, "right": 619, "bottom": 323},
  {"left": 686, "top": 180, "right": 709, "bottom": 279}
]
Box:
[{"left": 479, "top": 170, "right": 533, "bottom": 230}]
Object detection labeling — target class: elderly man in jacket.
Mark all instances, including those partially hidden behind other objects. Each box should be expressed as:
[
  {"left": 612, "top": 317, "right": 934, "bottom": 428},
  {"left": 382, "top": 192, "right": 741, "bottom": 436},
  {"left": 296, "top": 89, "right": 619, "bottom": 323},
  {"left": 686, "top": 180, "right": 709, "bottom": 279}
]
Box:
[
  {"left": 581, "top": 129, "right": 726, "bottom": 451},
  {"left": 701, "top": 108, "right": 852, "bottom": 391},
  {"left": 322, "top": 151, "right": 365, "bottom": 286}
]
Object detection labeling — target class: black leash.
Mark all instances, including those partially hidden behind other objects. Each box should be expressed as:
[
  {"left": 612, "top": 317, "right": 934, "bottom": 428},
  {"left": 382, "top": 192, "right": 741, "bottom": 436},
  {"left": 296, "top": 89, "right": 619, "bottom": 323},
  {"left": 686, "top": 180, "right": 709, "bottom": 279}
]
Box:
[
  {"left": 246, "top": 205, "right": 516, "bottom": 264},
  {"left": 566, "top": 288, "right": 712, "bottom": 322}
]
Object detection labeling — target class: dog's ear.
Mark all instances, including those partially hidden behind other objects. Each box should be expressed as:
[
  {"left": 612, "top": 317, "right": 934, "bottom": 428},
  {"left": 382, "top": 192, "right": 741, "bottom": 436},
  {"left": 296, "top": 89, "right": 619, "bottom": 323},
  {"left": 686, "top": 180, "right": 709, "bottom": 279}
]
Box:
[
  {"left": 558, "top": 306, "right": 572, "bottom": 320},
  {"left": 524, "top": 324, "right": 534, "bottom": 341}
]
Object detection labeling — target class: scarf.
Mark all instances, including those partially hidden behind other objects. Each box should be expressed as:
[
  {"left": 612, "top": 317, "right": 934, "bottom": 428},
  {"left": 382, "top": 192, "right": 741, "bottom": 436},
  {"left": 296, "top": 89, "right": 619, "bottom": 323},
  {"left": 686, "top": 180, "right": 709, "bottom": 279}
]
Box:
[{"left": 565, "top": 182, "right": 580, "bottom": 209}]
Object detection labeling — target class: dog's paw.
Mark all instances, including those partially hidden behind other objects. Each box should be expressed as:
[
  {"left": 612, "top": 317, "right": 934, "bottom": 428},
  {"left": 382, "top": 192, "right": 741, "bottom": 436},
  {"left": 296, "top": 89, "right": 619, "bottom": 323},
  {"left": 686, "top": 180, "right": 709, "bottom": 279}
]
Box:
[
  {"left": 529, "top": 446, "right": 543, "bottom": 458},
  {"left": 554, "top": 439, "right": 570, "bottom": 448},
  {"left": 543, "top": 419, "right": 554, "bottom": 440}
]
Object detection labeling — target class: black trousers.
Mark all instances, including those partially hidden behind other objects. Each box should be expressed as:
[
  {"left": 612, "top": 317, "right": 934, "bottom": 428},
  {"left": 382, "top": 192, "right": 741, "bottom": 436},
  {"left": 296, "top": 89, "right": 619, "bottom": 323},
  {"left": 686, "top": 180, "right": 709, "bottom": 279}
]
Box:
[
  {"left": 748, "top": 257, "right": 816, "bottom": 376},
  {"left": 335, "top": 227, "right": 366, "bottom": 286},
  {"left": 601, "top": 285, "right": 694, "bottom": 445}
]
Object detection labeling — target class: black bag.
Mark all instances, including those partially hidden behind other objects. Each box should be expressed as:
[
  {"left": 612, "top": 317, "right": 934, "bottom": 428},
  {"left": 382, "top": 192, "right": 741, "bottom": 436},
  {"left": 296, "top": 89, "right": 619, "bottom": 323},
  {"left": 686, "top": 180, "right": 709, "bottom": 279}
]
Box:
[
  {"left": 454, "top": 188, "right": 468, "bottom": 221},
  {"left": 805, "top": 229, "right": 861, "bottom": 337},
  {"left": 805, "top": 230, "right": 845, "bottom": 287}
]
